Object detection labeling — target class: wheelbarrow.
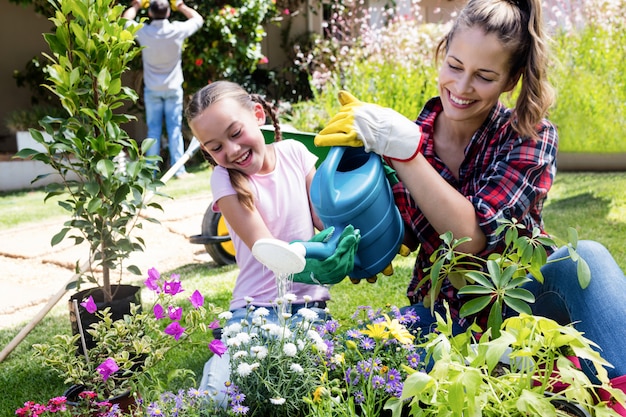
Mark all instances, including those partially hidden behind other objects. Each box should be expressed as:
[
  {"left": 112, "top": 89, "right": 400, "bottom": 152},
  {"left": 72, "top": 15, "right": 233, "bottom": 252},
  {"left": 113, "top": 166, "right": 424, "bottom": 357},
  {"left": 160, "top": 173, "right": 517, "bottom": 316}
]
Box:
[{"left": 188, "top": 126, "right": 329, "bottom": 266}]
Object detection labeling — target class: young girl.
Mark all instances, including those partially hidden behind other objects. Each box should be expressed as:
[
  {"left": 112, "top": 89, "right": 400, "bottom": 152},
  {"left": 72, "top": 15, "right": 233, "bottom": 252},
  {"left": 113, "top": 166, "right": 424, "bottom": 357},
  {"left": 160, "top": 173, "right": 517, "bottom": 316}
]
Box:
[
  {"left": 315, "top": 0, "right": 626, "bottom": 411},
  {"left": 185, "top": 80, "right": 358, "bottom": 404}
]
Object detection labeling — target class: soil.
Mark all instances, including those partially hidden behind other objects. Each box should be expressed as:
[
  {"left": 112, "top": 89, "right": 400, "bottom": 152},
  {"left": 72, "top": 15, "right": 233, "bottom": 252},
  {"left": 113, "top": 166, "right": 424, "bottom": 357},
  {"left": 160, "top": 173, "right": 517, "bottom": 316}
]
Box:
[{"left": 0, "top": 193, "right": 217, "bottom": 331}]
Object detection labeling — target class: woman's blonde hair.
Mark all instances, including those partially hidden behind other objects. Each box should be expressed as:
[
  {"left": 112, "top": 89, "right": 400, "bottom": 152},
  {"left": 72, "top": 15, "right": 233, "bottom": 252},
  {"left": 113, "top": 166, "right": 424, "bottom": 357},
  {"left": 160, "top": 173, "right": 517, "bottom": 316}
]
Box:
[
  {"left": 436, "top": 0, "right": 554, "bottom": 139},
  {"left": 185, "top": 81, "right": 282, "bottom": 210}
]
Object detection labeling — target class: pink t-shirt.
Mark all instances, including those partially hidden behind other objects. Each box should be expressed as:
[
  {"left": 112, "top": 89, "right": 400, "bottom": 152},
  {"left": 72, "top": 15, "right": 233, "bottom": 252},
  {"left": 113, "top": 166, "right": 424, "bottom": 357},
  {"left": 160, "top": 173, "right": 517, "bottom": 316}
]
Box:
[{"left": 211, "top": 139, "right": 331, "bottom": 309}]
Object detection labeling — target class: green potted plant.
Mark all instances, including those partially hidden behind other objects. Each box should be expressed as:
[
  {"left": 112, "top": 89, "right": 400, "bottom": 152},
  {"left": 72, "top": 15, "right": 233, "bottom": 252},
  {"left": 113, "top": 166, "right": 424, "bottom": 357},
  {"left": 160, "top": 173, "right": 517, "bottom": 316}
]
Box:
[
  {"left": 27, "top": 267, "right": 226, "bottom": 415},
  {"left": 388, "top": 305, "right": 622, "bottom": 416},
  {"left": 379, "top": 220, "right": 623, "bottom": 416},
  {"left": 15, "top": 0, "right": 163, "bottom": 316}
]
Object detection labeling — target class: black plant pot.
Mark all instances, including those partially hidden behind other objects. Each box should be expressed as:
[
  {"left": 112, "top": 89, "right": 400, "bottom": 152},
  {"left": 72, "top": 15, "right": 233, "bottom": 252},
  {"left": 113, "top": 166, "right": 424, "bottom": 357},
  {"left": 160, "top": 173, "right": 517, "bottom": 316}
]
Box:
[
  {"left": 68, "top": 284, "right": 141, "bottom": 354},
  {"left": 547, "top": 392, "right": 592, "bottom": 417}
]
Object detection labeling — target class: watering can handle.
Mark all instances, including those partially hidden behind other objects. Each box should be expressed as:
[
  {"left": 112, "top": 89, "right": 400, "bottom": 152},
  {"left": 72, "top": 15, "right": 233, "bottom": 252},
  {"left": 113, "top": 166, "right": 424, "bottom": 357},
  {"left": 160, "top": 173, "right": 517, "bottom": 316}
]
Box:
[{"left": 315, "top": 146, "right": 348, "bottom": 194}]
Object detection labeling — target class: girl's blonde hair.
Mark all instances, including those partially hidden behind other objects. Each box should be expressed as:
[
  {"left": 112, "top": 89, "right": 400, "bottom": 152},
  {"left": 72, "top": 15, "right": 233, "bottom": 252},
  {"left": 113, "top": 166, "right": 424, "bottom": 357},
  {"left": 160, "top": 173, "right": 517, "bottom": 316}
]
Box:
[
  {"left": 185, "top": 81, "right": 282, "bottom": 210},
  {"left": 436, "top": 0, "right": 554, "bottom": 139}
]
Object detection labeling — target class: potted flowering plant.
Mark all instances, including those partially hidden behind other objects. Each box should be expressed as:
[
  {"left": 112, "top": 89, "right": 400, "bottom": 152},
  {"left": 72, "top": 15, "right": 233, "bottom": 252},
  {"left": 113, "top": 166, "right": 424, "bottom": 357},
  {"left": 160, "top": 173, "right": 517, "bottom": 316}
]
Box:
[
  {"left": 217, "top": 295, "right": 329, "bottom": 416},
  {"left": 15, "top": 388, "right": 128, "bottom": 416},
  {"left": 307, "top": 305, "right": 424, "bottom": 417},
  {"left": 28, "top": 267, "right": 227, "bottom": 415}
]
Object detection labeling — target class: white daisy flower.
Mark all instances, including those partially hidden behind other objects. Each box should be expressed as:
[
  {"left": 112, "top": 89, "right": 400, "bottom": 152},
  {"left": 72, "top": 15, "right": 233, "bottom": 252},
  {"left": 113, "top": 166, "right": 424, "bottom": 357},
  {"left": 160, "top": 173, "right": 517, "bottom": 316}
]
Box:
[
  {"left": 232, "top": 350, "right": 248, "bottom": 360},
  {"left": 251, "top": 345, "right": 268, "bottom": 359},
  {"left": 270, "top": 398, "right": 286, "bottom": 405},
  {"left": 283, "top": 342, "right": 297, "bottom": 357},
  {"left": 290, "top": 363, "right": 304, "bottom": 373},
  {"left": 298, "top": 308, "right": 319, "bottom": 322},
  {"left": 254, "top": 307, "right": 270, "bottom": 317},
  {"left": 218, "top": 311, "right": 233, "bottom": 320}
]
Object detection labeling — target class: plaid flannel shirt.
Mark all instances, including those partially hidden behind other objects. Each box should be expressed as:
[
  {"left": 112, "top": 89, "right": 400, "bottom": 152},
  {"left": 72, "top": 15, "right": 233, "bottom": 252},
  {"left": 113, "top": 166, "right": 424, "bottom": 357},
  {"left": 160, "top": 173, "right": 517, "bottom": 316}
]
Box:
[{"left": 392, "top": 97, "right": 558, "bottom": 328}]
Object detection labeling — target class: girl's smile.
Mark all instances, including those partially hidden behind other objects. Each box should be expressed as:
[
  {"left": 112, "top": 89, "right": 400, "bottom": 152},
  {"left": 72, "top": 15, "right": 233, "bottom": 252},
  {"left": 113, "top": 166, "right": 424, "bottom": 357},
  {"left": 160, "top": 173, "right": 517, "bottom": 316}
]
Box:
[{"left": 189, "top": 97, "right": 274, "bottom": 175}]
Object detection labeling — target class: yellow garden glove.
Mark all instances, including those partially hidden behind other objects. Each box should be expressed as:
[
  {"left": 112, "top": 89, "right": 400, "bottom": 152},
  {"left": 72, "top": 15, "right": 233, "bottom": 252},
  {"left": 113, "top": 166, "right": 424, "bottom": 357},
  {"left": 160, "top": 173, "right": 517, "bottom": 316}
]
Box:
[
  {"left": 142, "top": 0, "right": 179, "bottom": 10},
  {"left": 315, "top": 91, "right": 423, "bottom": 161}
]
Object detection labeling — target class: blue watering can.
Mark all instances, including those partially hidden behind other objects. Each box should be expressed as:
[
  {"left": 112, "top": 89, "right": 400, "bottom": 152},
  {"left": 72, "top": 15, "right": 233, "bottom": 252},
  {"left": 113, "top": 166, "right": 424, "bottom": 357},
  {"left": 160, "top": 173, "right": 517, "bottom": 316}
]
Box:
[
  {"left": 308, "top": 146, "right": 404, "bottom": 281},
  {"left": 251, "top": 146, "right": 404, "bottom": 281}
]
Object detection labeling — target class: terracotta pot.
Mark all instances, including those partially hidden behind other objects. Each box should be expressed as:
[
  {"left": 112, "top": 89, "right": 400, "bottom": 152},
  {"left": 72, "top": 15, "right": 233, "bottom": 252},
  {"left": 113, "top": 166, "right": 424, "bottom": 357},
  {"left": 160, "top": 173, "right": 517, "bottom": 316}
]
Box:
[{"left": 68, "top": 284, "right": 141, "bottom": 354}]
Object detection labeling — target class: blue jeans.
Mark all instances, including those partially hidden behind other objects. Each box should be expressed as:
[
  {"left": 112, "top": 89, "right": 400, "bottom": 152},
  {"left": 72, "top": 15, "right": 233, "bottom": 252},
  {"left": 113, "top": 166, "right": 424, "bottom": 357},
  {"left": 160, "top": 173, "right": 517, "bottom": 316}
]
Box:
[
  {"left": 525, "top": 240, "right": 626, "bottom": 381},
  {"left": 143, "top": 86, "right": 186, "bottom": 176}
]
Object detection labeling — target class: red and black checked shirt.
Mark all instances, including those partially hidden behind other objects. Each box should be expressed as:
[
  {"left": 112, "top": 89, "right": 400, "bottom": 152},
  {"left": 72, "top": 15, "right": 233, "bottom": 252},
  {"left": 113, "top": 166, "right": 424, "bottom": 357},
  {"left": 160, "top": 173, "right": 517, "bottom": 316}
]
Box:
[{"left": 392, "top": 97, "right": 558, "bottom": 328}]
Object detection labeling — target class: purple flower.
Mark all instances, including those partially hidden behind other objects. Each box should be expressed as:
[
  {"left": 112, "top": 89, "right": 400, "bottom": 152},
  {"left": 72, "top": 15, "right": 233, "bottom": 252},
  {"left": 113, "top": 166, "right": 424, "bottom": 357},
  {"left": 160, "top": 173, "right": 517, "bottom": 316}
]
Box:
[
  {"left": 324, "top": 319, "right": 340, "bottom": 333},
  {"left": 387, "top": 368, "right": 402, "bottom": 384},
  {"left": 168, "top": 306, "right": 183, "bottom": 321},
  {"left": 163, "top": 276, "right": 183, "bottom": 296},
  {"left": 209, "top": 339, "right": 228, "bottom": 357},
  {"left": 353, "top": 390, "right": 365, "bottom": 404},
  {"left": 164, "top": 321, "right": 185, "bottom": 340},
  {"left": 145, "top": 267, "right": 161, "bottom": 293},
  {"left": 96, "top": 358, "right": 119, "bottom": 381},
  {"left": 208, "top": 319, "right": 221, "bottom": 329},
  {"left": 80, "top": 296, "right": 97, "bottom": 314},
  {"left": 231, "top": 404, "right": 249, "bottom": 414},
  {"left": 189, "top": 290, "right": 204, "bottom": 308},
  {"left": 372, "top": 375, "right": 386, "bottom": 389},
  {"left": 153, "top": 303, "right": 166, "bottom": 319},
  {"left": 407, "top": 352, "right": 421, "bottom": 369},
  {"left": 360, "top": 337, "right": 376, "bottom": 351}
]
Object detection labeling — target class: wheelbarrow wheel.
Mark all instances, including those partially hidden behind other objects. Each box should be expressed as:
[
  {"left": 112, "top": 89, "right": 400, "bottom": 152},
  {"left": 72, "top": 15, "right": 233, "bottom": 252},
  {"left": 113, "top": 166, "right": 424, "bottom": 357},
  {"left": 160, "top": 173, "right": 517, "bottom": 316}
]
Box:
[{"left": 202, "top": 209, "right": 236, "bottom": 266}]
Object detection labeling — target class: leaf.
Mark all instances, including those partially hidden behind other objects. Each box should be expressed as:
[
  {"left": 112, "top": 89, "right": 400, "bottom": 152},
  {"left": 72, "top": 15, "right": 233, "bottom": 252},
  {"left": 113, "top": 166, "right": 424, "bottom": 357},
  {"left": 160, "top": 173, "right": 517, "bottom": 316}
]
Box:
[
  {"left": 459, "top": 296, "right": 492, "bottom": 318},
  {"left": 577, "top": 257, "right": 591, "bottom": 289},
  {"left": 486, "top": 302, "right": 503, "bottom": 336},
  {"left": 503, "top": 294, "right": 533, "bottom": 315},
  {"left": 51, "top": 227, "right": 70, "bottom": 246},
  {"left": 457, "top": 285, "right": 494, "bottom": 296}
]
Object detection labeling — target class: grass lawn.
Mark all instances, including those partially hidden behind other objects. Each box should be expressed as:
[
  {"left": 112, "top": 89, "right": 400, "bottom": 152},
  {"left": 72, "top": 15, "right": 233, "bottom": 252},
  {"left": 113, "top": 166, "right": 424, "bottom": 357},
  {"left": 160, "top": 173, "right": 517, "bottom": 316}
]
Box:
[{"left": 0, "top": 168, "right": 625, "bottom": 415}]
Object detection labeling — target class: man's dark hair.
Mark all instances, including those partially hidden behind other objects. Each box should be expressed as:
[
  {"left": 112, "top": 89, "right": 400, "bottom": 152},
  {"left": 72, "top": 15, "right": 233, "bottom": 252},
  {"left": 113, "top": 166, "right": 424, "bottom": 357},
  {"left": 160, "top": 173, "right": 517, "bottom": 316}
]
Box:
[{"left": 149, "top": 0, "right": 170, "bottom": 19}]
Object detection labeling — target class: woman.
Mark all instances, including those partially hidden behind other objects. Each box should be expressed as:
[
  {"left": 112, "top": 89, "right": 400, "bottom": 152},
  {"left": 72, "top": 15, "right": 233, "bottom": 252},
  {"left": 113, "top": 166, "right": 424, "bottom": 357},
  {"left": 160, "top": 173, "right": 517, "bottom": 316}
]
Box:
[{"left": 315, "top": 0, "right": 626, "bottom": 411}]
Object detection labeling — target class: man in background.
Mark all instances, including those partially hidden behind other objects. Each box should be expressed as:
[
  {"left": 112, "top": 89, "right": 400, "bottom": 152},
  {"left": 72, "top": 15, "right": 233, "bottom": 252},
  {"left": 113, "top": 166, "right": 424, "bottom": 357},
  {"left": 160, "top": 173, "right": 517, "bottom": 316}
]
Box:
[{"left": 123, "top": 0, "right": 203, "bottom": 179}]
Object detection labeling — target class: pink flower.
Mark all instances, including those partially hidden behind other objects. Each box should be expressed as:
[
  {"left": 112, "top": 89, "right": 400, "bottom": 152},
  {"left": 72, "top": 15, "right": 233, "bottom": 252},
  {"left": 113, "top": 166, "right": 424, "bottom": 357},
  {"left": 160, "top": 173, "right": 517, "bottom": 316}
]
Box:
[
  {"left": 209, "top": 319, "right": 221, "bottom": 329},
  {"left": 96, "top": 358, "right": 119, "bottom": 381},
  {"left": 209, "top": 339, "right": 228, "bottom": 357},
  {"left": 259, "top": 56, "right": 269, "bottom": 65},
  {"left": 168, "top": 306, "right": 183, "bottom": 321},
  {"left": 189, "top": 290, "right": 204, "bottom": 308},
  {"left": 164, "top": 322, "right": 185, "bottom": 340},
  {"left": 46, "top": 397, "right": 67, "bottom": 412},
  {"left": 163, "top": 276, "right": 183, "bottom": 295},
  {"left": 145, "top": 267, "right": 161, "bottom": 293},
  {"left": 283, "top": 8, "right": 290, "bottom": 15},
  {"left": 153, "top": 303, "right": 166, "bottom": 319},
  {"left": 80, "top": 296, "right": 97, "bottom": 314}
]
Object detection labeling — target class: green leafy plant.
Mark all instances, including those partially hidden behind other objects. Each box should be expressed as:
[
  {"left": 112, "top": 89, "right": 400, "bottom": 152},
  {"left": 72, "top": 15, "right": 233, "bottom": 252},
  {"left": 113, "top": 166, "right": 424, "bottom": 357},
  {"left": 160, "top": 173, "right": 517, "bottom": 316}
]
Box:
[
  {"left": 420, "top": 219, "right": 591, "bottom": 337},
  {"left": 31, "top": 267, "right": 225, "bottom": 406},
  {"left": 388, "top": 305, "right": 624, "bottom": 416},
  {"left": 14, "top": 0, "right": 164, "bottom": 301}
]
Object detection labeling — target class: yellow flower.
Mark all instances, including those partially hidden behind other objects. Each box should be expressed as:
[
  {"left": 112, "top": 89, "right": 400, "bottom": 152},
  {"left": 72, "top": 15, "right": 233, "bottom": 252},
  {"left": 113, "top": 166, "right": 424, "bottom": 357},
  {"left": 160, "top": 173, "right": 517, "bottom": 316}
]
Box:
[
  {"left": 313, "top": 386, "right": 327, "bottom": 403},
  {"left": 385, "top": 315, "right": 415, "bottom": 345},
  {"left": 361, "top": 321, "right": 390, "bottom": 341}
]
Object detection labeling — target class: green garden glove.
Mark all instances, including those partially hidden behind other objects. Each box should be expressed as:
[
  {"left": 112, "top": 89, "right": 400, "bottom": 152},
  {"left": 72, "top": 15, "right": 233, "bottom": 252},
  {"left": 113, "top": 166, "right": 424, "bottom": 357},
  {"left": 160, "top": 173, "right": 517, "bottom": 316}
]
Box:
[{"left": 293, "top": 225, "right": 361, "bottom": 286}]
